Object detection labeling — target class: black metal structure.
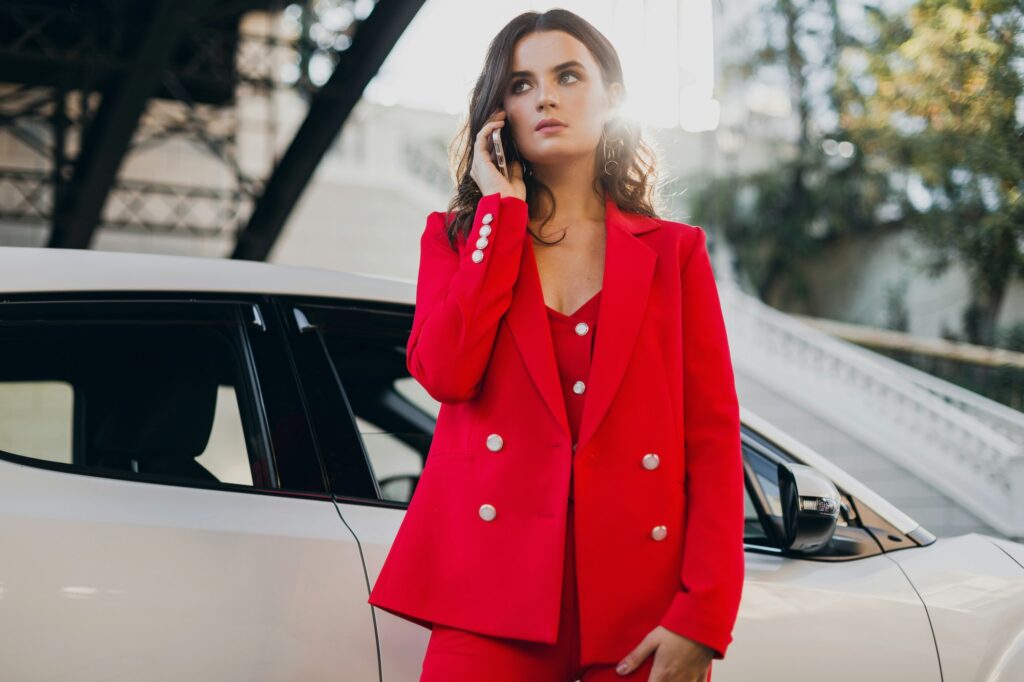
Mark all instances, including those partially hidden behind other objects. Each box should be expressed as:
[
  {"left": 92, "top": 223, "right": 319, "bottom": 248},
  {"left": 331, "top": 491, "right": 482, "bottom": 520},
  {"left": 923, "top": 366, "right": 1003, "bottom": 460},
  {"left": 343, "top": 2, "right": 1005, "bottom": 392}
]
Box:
[
  {"left": 231, "top": 0, "right": 426, "bottom": 261},
  {"left": 0, "top": 0, "right": 426, "bottom": 256}
]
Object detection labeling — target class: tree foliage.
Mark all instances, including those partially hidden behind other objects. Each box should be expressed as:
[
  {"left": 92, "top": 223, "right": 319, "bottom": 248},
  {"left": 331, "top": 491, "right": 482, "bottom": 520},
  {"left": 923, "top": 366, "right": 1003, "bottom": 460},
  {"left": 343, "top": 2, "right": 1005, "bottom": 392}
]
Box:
[
  {"left": 698, "top": 0, "right": 1023, "bottom": 345},
  {"left": 842, "top": 0, "right": 1024, "bottom": 345}
]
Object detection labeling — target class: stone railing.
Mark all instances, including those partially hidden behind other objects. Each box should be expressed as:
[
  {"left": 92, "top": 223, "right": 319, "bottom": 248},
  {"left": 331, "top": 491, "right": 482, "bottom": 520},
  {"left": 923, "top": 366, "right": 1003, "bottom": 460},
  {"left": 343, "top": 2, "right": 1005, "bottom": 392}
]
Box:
[
  {"left": 878, "top": 353, "right": 1024, "bottom": 447},
  {"left": 718, "top": 279, "right": 1024, "bottom": 538}
]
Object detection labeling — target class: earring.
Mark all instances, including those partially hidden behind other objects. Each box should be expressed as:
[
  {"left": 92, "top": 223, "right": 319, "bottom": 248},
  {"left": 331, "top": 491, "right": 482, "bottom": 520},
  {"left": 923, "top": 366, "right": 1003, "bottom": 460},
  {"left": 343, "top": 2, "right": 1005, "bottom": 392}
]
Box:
[{"left": 602, "top": 131, "right": 622, "bottom": 176}]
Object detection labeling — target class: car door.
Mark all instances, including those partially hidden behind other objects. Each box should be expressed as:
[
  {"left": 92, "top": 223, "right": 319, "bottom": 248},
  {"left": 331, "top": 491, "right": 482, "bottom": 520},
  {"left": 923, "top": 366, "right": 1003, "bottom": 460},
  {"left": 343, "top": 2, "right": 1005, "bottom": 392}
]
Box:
[
  {"left": 719, "top": 435, "right": 942, "bottom": 681},
  {"left": 0, "top": 295, "right": 377, "bottom": 682},
  {"left": 278, "top": 296, "right": 431, "bottom": 682}
]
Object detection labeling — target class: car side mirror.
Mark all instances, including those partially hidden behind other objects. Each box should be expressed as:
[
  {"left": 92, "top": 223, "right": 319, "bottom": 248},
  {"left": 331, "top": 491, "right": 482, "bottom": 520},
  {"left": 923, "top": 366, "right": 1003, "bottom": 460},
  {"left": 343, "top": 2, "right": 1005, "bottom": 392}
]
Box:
[{"left": 777, "top": 462, "right": 841, "bottom": 553}]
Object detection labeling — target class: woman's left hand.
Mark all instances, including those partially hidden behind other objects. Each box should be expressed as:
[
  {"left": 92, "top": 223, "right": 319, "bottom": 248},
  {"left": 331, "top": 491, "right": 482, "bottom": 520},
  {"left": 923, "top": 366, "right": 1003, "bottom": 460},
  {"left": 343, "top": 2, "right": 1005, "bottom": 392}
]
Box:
[{"left": 615, "top": 626, "right": 714, "bottom": 681}]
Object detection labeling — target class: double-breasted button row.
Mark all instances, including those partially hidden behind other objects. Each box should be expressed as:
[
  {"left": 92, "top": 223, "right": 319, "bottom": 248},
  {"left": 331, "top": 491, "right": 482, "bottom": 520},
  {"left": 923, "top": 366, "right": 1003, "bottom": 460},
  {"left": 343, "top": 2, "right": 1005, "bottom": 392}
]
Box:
[
  {"left": 643, "top": 452, "right": 666, "bottom": 540},
  {"left": 471, "top": 212, "right": 494, "bottom": 264},
  {"left": 480, "top": 431, "right": 503, "bottom": 522}
]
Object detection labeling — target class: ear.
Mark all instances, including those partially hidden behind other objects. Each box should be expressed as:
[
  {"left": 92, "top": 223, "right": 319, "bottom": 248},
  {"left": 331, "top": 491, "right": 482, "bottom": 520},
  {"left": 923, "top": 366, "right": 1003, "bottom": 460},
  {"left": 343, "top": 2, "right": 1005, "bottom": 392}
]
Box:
[{"left": 607, "top": 82, "right": 624, "bottom": 111}]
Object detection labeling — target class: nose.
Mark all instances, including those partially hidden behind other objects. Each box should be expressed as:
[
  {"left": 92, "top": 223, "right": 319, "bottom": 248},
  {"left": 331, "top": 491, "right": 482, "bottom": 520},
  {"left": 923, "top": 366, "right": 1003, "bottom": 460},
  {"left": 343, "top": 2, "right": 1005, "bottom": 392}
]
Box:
[{"left": 535, "top": 82, "right": 558, "bottom": 112}]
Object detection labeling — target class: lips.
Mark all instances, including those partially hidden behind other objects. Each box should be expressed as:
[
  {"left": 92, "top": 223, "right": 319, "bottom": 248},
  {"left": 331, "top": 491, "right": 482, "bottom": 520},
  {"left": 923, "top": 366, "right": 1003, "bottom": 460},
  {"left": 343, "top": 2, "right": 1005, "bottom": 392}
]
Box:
[{"left": 535, "top": 118, "right": 567, "bottom": 131}]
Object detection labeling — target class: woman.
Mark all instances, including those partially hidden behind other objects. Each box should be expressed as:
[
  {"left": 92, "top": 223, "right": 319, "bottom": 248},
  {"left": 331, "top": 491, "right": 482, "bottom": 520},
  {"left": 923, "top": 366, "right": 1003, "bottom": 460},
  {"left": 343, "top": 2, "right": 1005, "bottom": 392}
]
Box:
[{"left": 367, "top": 9, "right": 745, "bottom": 682}]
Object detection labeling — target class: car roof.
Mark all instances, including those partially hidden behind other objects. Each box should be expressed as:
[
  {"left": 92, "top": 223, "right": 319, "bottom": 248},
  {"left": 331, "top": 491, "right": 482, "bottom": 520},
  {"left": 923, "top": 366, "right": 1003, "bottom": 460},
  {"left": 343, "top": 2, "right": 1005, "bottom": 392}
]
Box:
[{"left": 0, "top": 246, "right": 416, "bottom": 304}]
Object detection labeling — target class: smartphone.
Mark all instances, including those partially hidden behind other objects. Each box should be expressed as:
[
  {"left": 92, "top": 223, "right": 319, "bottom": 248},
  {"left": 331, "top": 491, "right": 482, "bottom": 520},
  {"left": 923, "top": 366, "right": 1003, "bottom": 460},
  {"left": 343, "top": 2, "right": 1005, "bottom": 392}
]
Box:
[{"left": 490, "top": 128, "right": 511, "bottom": 180}]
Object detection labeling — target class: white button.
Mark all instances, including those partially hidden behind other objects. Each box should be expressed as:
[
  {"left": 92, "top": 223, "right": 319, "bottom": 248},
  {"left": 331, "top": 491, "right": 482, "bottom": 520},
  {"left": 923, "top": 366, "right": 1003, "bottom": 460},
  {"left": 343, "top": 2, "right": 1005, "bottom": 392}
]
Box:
[
  {"left": 479, "top": 504, "right": 497, "bottom": 521},
  {"left": 479, "top": 224, "right": 492, "bottom": 237},
  {"left": 486, "top": 433, "right": 504, "bottom": 451},
  {"left": 482, "top": 213, "right": 494, "bottom": 224},
  {"left": 476, "top": 236, "right": 489, "bottom": 249},
  {"left": 471, "top": 249, "right": 484, "bottom": 263},
  {"left": 572, "top": 380, "right": 586, "bottom": 395},
  {"left": 642, "top": 453, "right": 660, "bottom": 470},
  {"left": 574, "top": 322, "right": 590, "bottom": 336},
  {"left": 572, "top": 443, "right": 577, "bottom": 453},
  {"left": 651, "top": 525, "right": 668, "bottom": 541}
]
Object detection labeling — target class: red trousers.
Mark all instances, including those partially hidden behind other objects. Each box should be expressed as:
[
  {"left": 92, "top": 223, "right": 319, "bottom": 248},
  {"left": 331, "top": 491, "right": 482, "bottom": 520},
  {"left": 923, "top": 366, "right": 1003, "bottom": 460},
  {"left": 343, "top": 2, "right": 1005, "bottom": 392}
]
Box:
[{"left": 419, "top": 499, "right": 713, "bottom": 682}]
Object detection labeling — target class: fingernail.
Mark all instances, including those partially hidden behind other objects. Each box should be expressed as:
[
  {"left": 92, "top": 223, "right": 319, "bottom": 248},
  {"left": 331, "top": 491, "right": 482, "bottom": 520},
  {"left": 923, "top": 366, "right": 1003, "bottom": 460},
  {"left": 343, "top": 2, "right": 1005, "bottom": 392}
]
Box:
[{"left": 616, "top": 662, "right": 629, "bottom": 675}]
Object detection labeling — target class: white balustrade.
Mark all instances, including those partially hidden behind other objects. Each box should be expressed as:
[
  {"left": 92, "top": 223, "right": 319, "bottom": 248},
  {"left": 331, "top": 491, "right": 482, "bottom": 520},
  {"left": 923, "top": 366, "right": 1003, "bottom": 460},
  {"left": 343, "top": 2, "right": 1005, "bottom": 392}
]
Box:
[{"left": 718, "top": 279, "right": 1024, "bottom": 537}]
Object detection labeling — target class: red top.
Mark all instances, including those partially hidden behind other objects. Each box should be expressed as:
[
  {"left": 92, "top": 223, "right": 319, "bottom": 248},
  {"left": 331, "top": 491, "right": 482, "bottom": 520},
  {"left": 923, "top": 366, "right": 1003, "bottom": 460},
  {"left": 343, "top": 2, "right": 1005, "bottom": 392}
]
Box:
[{"left": 545, "top": 288, "right": 602, "bottom": 501}]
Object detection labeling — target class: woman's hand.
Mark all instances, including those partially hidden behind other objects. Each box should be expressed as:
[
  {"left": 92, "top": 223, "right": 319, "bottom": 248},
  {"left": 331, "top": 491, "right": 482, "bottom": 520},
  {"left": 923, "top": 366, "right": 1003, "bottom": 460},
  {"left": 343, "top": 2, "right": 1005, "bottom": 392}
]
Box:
[
  {"left": 469, "top": 108, "right": 526, "bottom": 201},
  {"left": 615, "top": 626, "right": 714, "bottom": 681}
]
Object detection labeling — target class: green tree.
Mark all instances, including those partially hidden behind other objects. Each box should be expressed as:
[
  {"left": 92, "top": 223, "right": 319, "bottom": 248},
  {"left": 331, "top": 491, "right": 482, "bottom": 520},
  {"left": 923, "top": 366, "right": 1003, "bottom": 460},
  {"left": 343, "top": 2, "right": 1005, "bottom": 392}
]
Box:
[
  {"left": 694, "top": 0, "right": 896, "bottom": 309},
  {"left": 842, "top": 0, "right": 1024, "bottom": 345}
]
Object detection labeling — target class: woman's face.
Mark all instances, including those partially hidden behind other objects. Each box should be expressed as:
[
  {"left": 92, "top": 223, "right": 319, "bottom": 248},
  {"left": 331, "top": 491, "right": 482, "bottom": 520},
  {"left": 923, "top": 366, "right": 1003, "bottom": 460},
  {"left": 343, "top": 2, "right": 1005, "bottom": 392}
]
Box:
[{"left": 501, "top": 30, "right": 622, "bottom": 169}]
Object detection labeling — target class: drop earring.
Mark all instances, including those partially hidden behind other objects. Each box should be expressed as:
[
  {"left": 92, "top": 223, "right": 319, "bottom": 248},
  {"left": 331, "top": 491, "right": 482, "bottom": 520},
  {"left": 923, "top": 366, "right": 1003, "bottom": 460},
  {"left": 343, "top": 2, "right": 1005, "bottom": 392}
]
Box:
[{"left": 602, "top": 131, "right": 622, "bottom": 175}]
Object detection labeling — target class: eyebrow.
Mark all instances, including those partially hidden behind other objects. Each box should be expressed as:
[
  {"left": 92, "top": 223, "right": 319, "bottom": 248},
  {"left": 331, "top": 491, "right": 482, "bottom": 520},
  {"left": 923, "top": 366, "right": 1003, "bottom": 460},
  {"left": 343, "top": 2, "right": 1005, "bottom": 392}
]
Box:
[{"left": 509, "top": 60, "right": 586, "bottom": 80}]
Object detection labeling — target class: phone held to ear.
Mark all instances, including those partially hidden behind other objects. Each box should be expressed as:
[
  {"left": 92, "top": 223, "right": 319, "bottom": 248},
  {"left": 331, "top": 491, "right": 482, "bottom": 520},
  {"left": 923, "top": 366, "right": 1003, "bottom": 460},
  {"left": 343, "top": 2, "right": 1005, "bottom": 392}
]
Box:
[{"left": 491, "top": 128, "right": 510, "bottom": 180}]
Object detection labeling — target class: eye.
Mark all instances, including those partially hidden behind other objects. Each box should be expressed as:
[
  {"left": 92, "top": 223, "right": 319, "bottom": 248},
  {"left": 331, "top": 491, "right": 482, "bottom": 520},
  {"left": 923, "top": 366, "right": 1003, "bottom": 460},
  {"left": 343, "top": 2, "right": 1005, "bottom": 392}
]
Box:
[
  {"left": 510, "top": 79, "right": 532, "bottom": 94},
  {"left": 559, "top": 70, "right": 581, "bottom": 84}
]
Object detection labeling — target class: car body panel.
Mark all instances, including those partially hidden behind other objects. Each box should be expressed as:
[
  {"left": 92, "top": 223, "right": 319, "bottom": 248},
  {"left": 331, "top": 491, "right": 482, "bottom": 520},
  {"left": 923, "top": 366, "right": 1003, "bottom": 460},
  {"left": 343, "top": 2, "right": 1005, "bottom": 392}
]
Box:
[
  {"left": 0, "top": 456, "right": 377, "bottom": 681},
  {"left": 716, "top": 549, "right": 941, "bottom": 680},
  {"left": 887, "top": 533, "right": 1024, "bottom": 682},
  {"left": 984, "top": 534, "right": 1024, "bottom": 570},
  {"left": 337, "top": 502, "right": 427, "bottom": 682}
]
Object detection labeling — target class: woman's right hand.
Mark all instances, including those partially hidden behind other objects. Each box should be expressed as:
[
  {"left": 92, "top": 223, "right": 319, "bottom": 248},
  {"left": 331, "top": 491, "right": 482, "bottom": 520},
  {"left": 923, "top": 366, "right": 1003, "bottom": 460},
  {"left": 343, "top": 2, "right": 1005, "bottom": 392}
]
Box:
[{"left": 470, "top": 109, "right": 526, "bottom": 201}]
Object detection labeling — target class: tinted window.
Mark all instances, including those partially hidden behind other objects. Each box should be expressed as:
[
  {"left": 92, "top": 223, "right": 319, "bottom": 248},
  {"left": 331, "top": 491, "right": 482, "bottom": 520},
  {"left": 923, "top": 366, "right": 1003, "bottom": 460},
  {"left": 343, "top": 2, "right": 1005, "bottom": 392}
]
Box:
[{"left": 0, "top": 300, "right": 271, "bottom": 489}]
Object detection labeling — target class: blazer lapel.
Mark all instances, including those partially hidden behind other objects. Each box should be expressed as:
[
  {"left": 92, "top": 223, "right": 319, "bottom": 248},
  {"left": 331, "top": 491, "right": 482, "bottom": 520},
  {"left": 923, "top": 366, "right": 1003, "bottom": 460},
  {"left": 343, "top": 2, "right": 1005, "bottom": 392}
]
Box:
[
  {"left": 506, "top": 219, "right": 571, "bottom": 436},
  {"left": 506, "top": 192, "right": 660, "bottom": 454},
  {"left": 576, "top": 196, "right": 659, "bottom": 455}
]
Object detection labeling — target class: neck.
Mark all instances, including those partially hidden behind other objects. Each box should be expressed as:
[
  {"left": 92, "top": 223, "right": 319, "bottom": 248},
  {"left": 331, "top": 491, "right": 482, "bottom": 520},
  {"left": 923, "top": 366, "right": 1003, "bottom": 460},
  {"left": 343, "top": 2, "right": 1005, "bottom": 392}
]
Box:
[{"left": 529, "top": 151, "right": 606, "bottom": 227}]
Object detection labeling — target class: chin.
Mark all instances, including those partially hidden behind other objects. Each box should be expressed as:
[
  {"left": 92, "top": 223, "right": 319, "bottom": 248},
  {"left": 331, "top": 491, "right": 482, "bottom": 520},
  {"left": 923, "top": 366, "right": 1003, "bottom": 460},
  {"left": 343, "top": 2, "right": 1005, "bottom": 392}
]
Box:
[{"left": 522, "top": 144, "right": 594, "bottom": 168}]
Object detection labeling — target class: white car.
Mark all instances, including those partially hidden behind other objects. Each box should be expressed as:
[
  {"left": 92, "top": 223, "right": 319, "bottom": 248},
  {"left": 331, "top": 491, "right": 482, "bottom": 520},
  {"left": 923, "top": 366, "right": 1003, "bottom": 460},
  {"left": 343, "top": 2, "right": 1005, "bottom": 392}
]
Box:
[{"left": 1, "top": 246, "right": 1022, "bottom": 682}]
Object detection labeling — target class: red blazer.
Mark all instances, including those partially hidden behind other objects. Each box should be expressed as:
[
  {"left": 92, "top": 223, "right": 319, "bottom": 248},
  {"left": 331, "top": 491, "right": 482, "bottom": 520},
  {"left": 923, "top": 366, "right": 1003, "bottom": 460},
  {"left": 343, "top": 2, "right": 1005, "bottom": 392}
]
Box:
[{"left": 367, "top": 190, "right": 745, "bottom": 665}]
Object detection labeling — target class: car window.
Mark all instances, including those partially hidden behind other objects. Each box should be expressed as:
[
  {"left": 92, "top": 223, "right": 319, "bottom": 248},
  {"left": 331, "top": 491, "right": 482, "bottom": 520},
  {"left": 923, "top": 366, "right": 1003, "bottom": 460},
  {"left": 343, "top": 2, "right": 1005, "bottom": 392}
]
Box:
[
  {"left": 749, "top": 448, "right": 784, "bottom": 516},
  {"left": 0, "top": 300, "right": 272, "bottom": 489},
  {"left": 743, "top": 476, "right": 772, "bottom": 544},
  {"left": 0, "top": 380, "right": 74, "bottom": 463},
  {"left": 365, "top": 376, "right": 439, "bottom": 502},
  {"left": 281, "top": 299, "right": 420, "bottom": 502}
]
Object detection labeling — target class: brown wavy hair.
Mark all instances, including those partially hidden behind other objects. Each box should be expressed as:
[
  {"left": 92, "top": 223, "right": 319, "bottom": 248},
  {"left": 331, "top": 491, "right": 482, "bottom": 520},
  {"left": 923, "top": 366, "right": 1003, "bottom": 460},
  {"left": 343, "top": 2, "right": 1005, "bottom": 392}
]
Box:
[{"left": 443, "top": 8, "right": 660, "bottom": 249}]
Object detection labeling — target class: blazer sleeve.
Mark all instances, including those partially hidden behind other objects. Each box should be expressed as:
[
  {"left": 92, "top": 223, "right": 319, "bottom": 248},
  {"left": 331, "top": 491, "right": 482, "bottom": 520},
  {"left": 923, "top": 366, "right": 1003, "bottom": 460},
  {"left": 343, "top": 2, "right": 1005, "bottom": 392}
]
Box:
[
  {"left": 406, "top": 192, "right": 529, "bottom": 404},
  {"left": 658, "top": 227, "right": 745, "bottom": 660}
]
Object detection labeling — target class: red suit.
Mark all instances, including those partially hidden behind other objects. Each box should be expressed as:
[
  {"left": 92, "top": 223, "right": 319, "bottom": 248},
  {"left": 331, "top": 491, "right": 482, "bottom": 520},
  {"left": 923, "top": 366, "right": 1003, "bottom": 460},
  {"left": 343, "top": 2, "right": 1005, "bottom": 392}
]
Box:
[{"left": 367, "top": 190, "right": 745, "bottom": 673}]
